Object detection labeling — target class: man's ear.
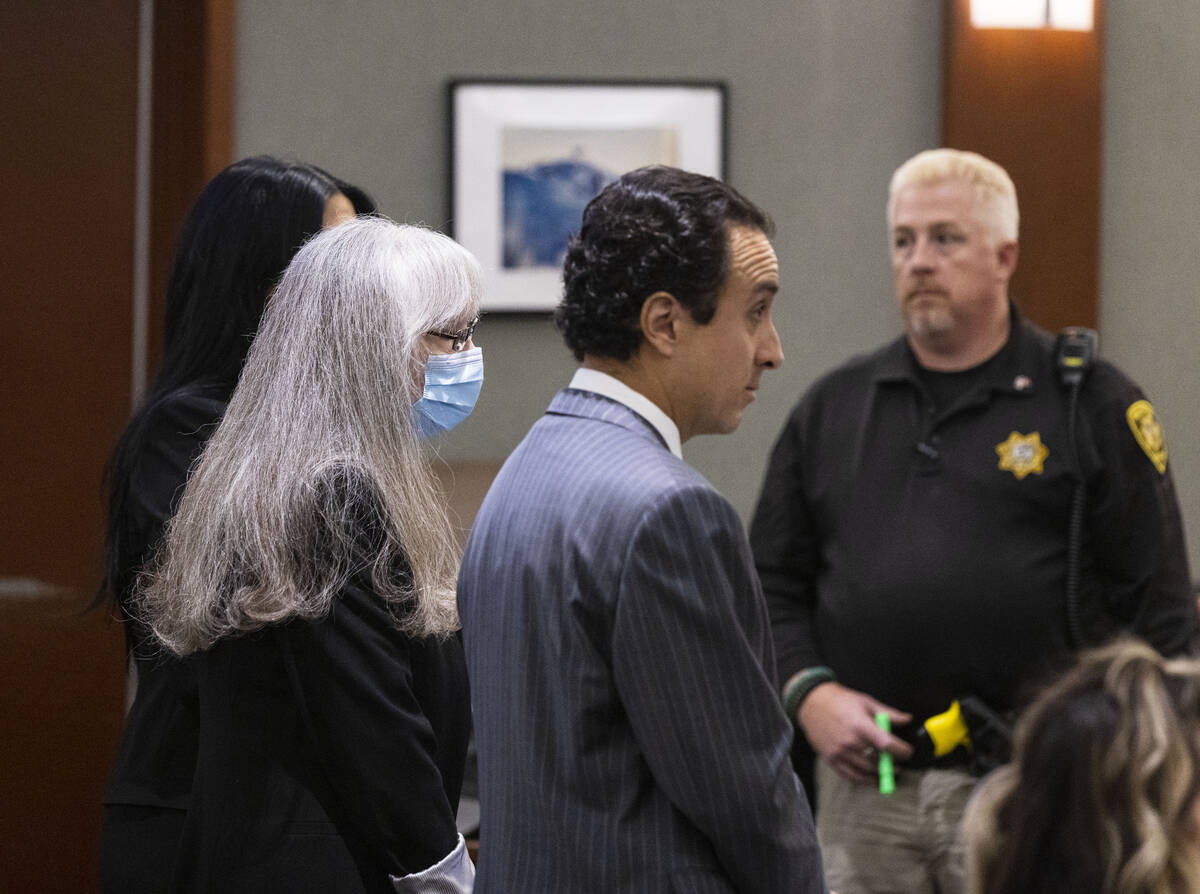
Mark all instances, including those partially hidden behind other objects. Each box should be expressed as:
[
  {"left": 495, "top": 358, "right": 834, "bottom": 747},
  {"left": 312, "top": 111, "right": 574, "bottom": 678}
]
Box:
[
  {"left": 996, "top": 240, "right": 1019, "bottom": 282},
  {"left": 640, "top": 291, "right": 682, "bottom": 358}
]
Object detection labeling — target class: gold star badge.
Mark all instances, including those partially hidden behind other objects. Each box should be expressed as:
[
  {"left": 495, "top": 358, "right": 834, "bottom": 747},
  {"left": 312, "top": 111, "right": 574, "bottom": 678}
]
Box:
[
  {"left": 995, "top": 431, "right": 1049, "bottom": 480},
  {"left": 1126, "top": 400, "right": 1168, "bottom": 474}
]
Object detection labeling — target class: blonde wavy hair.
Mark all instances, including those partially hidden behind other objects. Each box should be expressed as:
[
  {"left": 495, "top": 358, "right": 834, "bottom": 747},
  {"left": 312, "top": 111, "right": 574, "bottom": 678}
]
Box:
[
  {"left": 137, "top": 217, "right": 482, "bottom": 655},
  {"left": 965, "top": 638, "right": 1200, "bottom": 894}
]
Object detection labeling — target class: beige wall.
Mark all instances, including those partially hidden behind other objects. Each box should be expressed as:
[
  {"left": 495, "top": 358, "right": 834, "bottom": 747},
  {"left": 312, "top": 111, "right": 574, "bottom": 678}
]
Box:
[{"left": 235, "top": 1, "right": 1200, "bottom": 575}]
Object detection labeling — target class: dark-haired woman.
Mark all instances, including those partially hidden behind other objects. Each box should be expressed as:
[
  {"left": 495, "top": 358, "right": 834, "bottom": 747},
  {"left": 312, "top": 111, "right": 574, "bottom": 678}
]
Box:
[{"left": 99, "top": 156, "right": 373, "bottom": 892}]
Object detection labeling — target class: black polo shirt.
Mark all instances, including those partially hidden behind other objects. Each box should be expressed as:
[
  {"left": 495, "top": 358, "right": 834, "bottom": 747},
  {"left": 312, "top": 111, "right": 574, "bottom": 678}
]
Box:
[{"left": 751, "top": 309, "right": 1194, "bottom": 721}]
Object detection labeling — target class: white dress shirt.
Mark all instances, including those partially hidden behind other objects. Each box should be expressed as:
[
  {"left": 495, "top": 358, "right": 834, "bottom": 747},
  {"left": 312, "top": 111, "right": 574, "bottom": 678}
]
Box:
[{"left": 568, "top": 367, "right": 683, "bottom": 459}]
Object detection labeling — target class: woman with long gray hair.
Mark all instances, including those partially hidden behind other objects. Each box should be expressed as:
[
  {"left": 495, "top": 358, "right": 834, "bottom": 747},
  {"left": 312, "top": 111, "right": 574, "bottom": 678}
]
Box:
[{"left": 138, "top": 217, "right": 483, "bottom": 891}]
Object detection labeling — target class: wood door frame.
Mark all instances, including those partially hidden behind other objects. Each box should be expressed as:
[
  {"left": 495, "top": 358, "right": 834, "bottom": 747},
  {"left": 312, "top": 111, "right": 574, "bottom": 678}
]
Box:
[
  {"left": 942, "top": 0, "right": 1104, "bottom": 332},
  {"left": 147, "top": 0, "right": 236, "bottom": 383}
]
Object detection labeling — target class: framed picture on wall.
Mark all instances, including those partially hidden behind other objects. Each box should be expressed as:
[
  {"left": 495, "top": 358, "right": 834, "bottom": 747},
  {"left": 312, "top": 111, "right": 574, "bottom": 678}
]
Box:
[{"left": 448, "top": 79, "right": 727, "bottom": 313}]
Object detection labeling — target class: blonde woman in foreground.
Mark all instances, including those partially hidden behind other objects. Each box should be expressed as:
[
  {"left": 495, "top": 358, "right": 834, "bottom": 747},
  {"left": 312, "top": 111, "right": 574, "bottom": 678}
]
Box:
[
  {"left": 965, "top": 638, "right": 1200, "bottom": 894},
  {"left": 138, "top": 217, "right": 484, "bottom": 892}
]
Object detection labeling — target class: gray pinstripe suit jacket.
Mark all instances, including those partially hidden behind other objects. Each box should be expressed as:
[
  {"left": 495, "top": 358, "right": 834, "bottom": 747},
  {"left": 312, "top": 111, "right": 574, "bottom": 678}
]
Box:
[{"left": 459, "top": 388, "right": 825, "bottom": 893}]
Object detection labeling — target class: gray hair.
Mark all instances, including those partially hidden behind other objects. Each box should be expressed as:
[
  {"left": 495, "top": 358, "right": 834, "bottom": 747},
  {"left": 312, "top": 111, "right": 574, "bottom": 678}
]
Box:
[
  {"left": 138, "top": 217, "right": 483, "bottom": 654},
  {"left": 888, "top": 148, "right": 1019, "bottom": 243}
]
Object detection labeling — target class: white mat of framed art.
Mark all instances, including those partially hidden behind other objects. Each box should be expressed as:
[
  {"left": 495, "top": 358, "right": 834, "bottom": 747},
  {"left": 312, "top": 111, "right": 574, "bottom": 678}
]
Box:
[{"left": 449, "top": 80, "right": 726, "bottom": 312}]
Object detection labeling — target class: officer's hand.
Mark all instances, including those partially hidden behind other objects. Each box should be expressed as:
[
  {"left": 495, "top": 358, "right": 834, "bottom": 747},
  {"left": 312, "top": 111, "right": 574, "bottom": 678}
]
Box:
[{"left": 798, "top": 682, "right": 913, "bottom": 784}]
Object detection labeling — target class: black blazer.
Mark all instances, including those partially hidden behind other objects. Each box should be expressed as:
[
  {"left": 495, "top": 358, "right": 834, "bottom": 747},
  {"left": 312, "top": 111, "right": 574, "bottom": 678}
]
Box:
[
  {"left": 171, "top": 577, "right": 470, "bottom": 893},
  {"left": 104, "top": 389, "right": 227, "bottom": 815}
]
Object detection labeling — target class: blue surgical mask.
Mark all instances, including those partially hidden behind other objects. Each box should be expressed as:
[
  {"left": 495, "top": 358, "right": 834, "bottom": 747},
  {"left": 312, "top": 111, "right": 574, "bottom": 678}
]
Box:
[{"left": 413, "top": 347, "right": 483, "bottom": 437}]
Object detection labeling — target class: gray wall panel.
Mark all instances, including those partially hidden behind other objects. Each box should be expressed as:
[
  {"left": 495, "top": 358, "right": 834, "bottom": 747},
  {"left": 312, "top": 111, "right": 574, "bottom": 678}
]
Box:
[
  {"left": 234, "top": 0, "right": 939, "bottom": 521},
  {"left": 1102, "top": 2, "right": 1200, "bottom": 573}
]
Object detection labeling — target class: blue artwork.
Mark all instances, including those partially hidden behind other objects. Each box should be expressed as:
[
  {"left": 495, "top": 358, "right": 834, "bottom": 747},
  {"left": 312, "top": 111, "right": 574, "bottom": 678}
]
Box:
[{"left": 502, "top": 155, "right": 615, "bottom": 269}]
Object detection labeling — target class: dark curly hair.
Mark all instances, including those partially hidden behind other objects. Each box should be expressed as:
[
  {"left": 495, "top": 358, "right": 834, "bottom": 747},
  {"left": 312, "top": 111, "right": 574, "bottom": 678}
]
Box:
[{"left": 555, "top": 165, "right": 773, "bottom": 361}]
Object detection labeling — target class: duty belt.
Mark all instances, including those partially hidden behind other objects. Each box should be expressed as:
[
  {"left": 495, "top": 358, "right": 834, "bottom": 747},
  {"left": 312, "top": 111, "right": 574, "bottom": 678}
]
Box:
[{"left": 896, "top": 697, "right": 1014, "bottom": 776}]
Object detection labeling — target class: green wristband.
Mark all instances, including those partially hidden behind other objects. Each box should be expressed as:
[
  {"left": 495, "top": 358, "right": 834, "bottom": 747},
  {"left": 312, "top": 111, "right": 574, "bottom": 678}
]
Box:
[{"left": 782, "top": 666, "right": 837, "bottom": 720}]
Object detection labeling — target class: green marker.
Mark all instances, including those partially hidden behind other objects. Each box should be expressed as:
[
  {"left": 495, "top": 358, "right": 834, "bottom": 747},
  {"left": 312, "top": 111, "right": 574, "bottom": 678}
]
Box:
[{"left": 875, "top": 712, "right": 895, "bottom": 796}]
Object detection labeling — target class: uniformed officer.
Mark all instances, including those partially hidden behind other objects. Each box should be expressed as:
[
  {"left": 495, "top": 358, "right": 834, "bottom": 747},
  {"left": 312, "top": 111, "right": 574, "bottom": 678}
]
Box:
[{"left": 750, "top": 148, "right": 1196, "bottom": 894}]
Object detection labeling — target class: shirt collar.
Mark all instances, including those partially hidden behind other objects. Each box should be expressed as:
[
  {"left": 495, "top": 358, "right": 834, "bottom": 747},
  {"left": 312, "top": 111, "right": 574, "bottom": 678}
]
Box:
[
  {"left": 874, "top": 304, "right": 1042, "bottom": 396},
  {"left": 568, "top": 368, "right": 683, "bottom": 459}
]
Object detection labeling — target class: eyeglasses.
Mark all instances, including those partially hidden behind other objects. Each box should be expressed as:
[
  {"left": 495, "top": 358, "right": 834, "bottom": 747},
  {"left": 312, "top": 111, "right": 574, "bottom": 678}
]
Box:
[{"left": 427, "top": 316, "right": 479, "bottom": 352}]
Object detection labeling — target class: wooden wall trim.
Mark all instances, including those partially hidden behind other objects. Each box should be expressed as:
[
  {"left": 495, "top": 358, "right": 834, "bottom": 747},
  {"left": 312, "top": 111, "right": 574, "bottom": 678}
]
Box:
[
  {"left": 942, "top": 0, "right": 1104, "bottom": 332},
  {"left": 202, "top": 0, "right": 236, "bottom": 180},
  {"left": 147, "top": 0, "right": 236, "bottom": 378}
]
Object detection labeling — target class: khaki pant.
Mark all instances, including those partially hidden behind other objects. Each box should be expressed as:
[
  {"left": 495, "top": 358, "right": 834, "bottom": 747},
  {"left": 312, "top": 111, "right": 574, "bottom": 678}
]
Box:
[{"left": 816, "top": 759, "right": 976, "bottom": 894}]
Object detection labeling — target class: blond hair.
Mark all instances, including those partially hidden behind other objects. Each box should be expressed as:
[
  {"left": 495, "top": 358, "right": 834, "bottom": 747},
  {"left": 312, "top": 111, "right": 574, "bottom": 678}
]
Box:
[
  {"left": 137, "top": 217, "right": 482, "bottom": 654},
  {"left": 888, "top": 148, "right": 1019, "bottom": 242},
  {"left": 965, "top": 639, "right": 1200, "bottom": 894}
]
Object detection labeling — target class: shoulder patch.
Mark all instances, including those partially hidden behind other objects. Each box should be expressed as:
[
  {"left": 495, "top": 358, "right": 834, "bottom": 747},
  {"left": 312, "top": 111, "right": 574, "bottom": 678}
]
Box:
[
  {"left": 995, "top": 431, "right": 1049, "bottom": 480},
  {"left": 1126, "top": 399, "right": 1168, "bottom": 473}
]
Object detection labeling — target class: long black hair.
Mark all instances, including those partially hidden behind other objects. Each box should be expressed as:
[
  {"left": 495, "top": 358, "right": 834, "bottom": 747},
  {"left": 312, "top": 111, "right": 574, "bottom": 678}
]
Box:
[{"left": 102, "top": 156, "right": 374, "bottom": 614}]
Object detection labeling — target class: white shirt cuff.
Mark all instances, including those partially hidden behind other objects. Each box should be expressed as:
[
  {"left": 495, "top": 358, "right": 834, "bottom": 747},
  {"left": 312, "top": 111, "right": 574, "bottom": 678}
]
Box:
[{"left": 390, "top": 834, "right": 474, "bottom": 893}]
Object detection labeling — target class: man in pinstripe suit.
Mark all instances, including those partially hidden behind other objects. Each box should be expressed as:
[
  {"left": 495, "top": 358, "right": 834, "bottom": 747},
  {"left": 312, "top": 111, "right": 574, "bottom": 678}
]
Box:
[{"left": 459, "top": 166, "right": 827, "bottom": 893}]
